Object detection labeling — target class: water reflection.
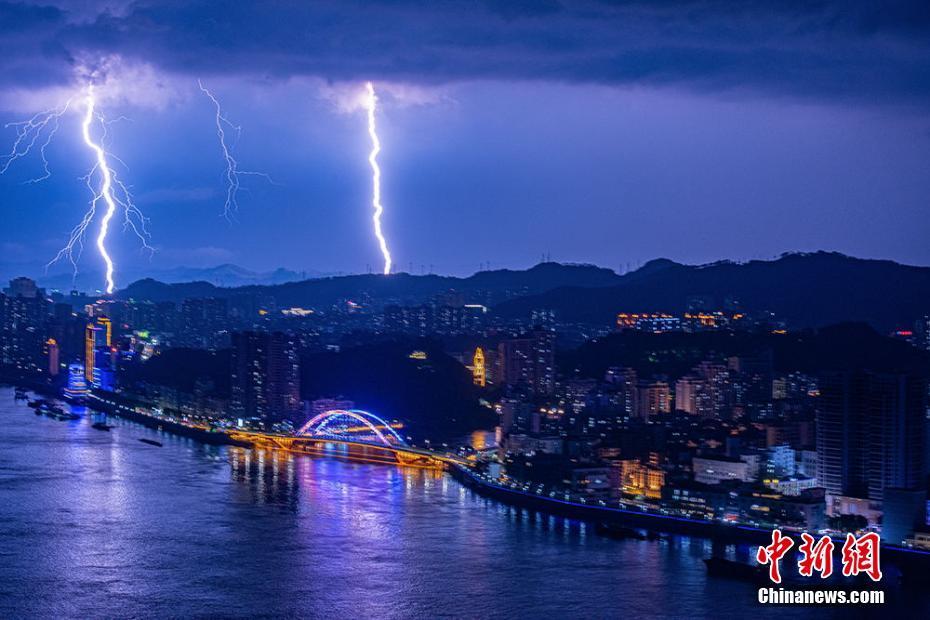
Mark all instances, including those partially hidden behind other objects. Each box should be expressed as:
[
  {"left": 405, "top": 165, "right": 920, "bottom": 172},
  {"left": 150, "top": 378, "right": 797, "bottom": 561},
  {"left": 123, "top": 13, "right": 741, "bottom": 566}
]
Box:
[
  {"left": 466, "top": 429, "right": 495, "bottom": 450},
  {"left": 230, "top": 447, "right": 301, "bottom": 509},
  {"left": 1, "top": 388, "right": 925, "bottom": 619},
  {"left": 228, "top": 446, "right": 446, "bottom": 511}
]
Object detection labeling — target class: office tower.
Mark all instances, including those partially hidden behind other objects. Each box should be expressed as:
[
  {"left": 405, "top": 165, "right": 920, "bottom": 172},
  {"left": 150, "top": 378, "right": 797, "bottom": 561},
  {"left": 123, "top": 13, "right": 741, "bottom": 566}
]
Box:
[
  {"left": 817, "top": 371, "right": 926, "bottom": 508},
  {"left": 675, "top": 375, "right": 708, "bottom": 416},
  {"left": 605, "top": 367, "right": 638, "bottom": 418},
  {"left": 636, "top": 380, "right": 671, "bottom": 420},
  {"left": 82, "top": 317, "right": 115, "bottom": 390},
  {"left": 84, "top": 318, "right": 110, "bottom": 382},
  {"left": 694, "top": 361, "right": 730, "bottom": 417},
  {"left": 231, "top": 331, "right": 300, "bottom": 425},
  {"left": 0, "top": 279, "right": 50, "bottom": 373},
  {"left": 45, "top": 338, "right": 59, "bottom": 376},
  {"left": 497, "top": 328, "right": 555, "bottom": 395}
]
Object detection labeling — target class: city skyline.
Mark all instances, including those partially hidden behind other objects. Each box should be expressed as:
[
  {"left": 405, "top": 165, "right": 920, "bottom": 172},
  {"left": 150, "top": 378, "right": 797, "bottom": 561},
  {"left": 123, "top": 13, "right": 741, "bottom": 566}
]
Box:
[
  {"left": 2, "top": 3, "right": 930, "bottom": 617},
  {"left": 1, "top": 2, "right": 929, "bottom": 280}
]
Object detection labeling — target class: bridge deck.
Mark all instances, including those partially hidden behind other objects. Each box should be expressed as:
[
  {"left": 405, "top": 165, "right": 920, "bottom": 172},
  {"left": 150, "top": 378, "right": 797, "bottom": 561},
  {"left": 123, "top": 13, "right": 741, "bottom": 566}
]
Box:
[{"left": 226, "top": 430, "right": 469, "bottom": 467}]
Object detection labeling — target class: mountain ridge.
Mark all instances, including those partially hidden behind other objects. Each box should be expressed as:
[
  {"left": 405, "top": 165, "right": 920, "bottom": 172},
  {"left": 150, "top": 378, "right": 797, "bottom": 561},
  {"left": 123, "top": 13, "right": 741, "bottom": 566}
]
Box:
[
  {"left": 117, "top": 262, "right": 623, "bottom": 306},
  {"left": 494, "top": 252, "right": 930, "bottom": 331},
  {"left": 104, "top": 252, "right": 930, "bottom": 331}
]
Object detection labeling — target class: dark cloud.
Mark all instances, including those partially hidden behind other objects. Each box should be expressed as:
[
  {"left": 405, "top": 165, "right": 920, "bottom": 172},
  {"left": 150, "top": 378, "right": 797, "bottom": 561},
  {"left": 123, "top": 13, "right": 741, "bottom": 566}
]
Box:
[
  {"left": 0, "top": 2, "right": 73, "bottom": 87},
  {"left": 3, "top": 0, "right": 930, "bottom": 105}
]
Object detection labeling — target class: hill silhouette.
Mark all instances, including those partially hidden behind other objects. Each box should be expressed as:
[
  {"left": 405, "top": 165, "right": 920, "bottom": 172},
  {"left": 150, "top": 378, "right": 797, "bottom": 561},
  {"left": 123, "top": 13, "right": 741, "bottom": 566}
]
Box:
[
  {"left": 495, "top": 252, "right": 930, "bottom": 331},
  {"left": 113, "top": 253, "right": 930, "bottom": 332},
  {"left": 117, "top": 262, "right": 622, "bottom": 306}
]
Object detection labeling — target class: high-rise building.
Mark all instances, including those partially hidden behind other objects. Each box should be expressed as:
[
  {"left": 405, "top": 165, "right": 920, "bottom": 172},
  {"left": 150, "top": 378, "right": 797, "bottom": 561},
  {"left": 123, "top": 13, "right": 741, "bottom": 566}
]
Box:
[
  {"left": 817, "top": 371, "right": 927, "bottom": 510},
  {"left": 84, "top": 318, "right": 110, "bottom": 382},
  {"left": 605, "top": 367, "right": 638, "bottom": 418},
  {"left": 675, "top": 375, "right": 708, "bottom": 416},
  {"left": 83, "top": 317, "right": 115, "bottom": 389},
  {"left": 5, "top": 277, "right": 39, "bottom": 298},
  {"left": 472, "top": 346, "right": 486, "bottom": 387},
  {"left": 636, "top": 380, "right": 671, "bottom": 420},
  {"left": 63, "top": 362, "right": 89, "bottom": 401},
  {"left": 694, "top": 361, "right": 730, "bottom": 417},
  {"left": 497, "top": 328, "right": 555, "bottom": 395},
  {"left": 498, "top": 397, "right": 533, "bottom": 434},
  {"left": 728, "top": 349, "right": 774, "bottom": 408},
  {"left": 231, "top": 331, "right": 301, "bottom": 425},
  {"left": 45, "top": 338, "right": 59, "bottom": 376},
  {"left": 0, "top": 280, "right": 50, "bottom": 373},
  {"left": 93, "top": 347, "right": 116, "bottom": 391}
]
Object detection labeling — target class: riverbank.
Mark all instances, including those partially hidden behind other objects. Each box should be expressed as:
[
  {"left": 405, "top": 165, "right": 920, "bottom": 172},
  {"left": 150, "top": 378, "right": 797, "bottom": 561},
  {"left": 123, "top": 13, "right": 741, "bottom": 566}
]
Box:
[
  {"left": 87, "top": 391, "right": 251, "bottom": 447},
  {"left": 9, "top": 386, "right": 871, "bottom": 620},
  {"left": 449, "top": 463, "right": 771, "bottom": 543},
  {"left": 449, "top": 463, "right": 930, "bottom": 583},
  {"left": 8, "top": 379, "right": 930, "bottom": 584}
]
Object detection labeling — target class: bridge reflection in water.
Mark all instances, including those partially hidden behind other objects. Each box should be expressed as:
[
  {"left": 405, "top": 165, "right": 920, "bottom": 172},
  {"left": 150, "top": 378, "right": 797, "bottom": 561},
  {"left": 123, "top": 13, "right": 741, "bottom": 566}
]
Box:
[
  {"left": 227, "top": 409, "right": 467, "bottom": 470},
  {"left": 228, "top": 445, "right": 446, "bottom": 510}
]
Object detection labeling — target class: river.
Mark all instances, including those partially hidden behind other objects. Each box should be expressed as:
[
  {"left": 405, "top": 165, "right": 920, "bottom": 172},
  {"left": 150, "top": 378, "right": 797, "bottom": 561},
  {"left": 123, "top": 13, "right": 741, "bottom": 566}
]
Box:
[{"left": 0, "top": 388, "right": 923, "bottom": 618}]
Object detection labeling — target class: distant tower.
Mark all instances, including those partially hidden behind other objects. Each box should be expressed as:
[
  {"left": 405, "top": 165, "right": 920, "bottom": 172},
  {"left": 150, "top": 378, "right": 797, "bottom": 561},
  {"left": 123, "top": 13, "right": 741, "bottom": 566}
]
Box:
[
  {"left": 84, "top": 323, "right": 96, "bottom": 382},
  {"left": 63, "top": 362, "right": 89, "bottom": 401},
  {"left": 473, "top": 347, "right": 486, "bottom": 388},
  {"left": 46, "top": 338, "right": 59, "bottom": 377},
  {"left": 98, "top": 316, "right": 112, "bottom": 347},
  {"left": 230, "top": 331, "right": 301, "bottom": 425},
  {"left": 84, "top": 317, "right": 112, "bottom": 383}
]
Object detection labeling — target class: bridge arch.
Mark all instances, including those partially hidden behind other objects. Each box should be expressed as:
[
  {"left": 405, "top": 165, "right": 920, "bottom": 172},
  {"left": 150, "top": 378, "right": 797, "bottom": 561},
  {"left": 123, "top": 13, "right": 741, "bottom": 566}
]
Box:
[{"left": 295, "top": 409, "right": 406, "bottom": 447}]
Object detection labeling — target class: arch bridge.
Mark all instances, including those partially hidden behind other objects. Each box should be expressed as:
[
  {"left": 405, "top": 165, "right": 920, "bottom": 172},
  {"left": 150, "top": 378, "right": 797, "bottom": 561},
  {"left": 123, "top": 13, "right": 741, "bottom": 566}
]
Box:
[{"left": 227, "top": 409, "right": 467, "bottom": 469}]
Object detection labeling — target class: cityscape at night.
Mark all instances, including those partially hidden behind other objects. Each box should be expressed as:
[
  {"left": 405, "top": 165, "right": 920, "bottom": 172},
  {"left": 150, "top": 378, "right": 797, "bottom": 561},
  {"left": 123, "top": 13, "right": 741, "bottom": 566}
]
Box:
[{"left": 2, "top": 1, "right": 930, "bottom": 618}]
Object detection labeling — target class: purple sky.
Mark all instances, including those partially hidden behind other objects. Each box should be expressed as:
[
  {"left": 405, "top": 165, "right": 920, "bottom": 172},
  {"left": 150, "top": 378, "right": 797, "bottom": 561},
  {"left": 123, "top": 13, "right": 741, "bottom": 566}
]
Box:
[{"left": 1, "top": 1, "right": 929, "bottom": 284}]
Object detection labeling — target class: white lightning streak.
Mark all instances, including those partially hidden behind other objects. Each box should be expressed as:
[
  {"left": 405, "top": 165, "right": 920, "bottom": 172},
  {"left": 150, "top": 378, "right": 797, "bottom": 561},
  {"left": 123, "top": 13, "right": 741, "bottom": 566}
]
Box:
[
  {"left": 198, "top": 79, "right": 272, "bottom": 220},
  {"left": 43, "top": 85, "right": 151, "bottom": 294},
  {"left": 83, "top": 87, "right": 117, "bottom": 293},
  {"left": 0, "top": 100, "right": 72, "bottom": 183},
  {"left": 365, "top": 82, "right": 392, "bottom": 275},
  {"left": 1, "top": 83, "right": 150, "bottom": 294}
]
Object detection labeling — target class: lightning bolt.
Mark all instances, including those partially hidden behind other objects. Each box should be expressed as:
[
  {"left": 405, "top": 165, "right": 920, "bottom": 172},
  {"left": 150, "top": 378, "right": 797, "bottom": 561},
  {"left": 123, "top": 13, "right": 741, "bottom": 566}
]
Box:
[
  {"left": 365, "top": 82, "right": 392, "bottom": 275},
  {"left": 1, "top": 83, "right": 151, "bottom": 294},
  {"left": 82, "top": 86, "right": 118, "bottom": 293},
  {"left": 0, "top": 100, "right": 72, "bottom": 183},
  {"left": 198, "top": 79, "right": 272, "bottom": 220}
]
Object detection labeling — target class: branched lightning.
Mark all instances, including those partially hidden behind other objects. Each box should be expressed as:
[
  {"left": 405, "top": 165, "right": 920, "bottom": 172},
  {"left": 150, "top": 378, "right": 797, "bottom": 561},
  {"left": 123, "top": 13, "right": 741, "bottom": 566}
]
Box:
[
  {"left": 1, "top": 84, "right": 151, "bottom": 294},
  {"left": 364, "top": 82, "right": 392, "bottom": 275},
  {"left": 198, "top": 79, "right": 272, "bottom": 220},
  {"left": 0, "top": 100, "right": 72, "bottom": 183}
]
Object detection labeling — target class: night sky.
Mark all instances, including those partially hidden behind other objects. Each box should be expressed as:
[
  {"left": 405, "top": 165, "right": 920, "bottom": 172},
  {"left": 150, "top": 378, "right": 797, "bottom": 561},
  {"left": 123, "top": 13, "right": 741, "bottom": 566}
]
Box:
[{"left": 1, "top": 1, "right": 929, "bottom": 282}]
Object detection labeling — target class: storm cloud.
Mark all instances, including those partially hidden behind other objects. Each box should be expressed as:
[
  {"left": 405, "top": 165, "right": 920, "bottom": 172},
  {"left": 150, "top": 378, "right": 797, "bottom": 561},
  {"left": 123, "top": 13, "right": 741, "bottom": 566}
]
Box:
[{"left": 2, "top": 0, "right": 930, "bottom": 107}]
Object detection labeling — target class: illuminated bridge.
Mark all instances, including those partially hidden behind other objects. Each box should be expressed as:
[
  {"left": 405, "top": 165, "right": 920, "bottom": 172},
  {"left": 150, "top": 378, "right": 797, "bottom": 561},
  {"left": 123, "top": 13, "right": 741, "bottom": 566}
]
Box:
[{"left": 227, "top": 409, "right": 468, "bottom": 469}]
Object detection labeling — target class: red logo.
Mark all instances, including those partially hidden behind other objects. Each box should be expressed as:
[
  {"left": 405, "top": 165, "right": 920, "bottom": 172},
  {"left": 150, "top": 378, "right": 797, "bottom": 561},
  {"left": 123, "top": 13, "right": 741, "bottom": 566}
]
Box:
[
  {"left": 757, "top": 530, "right": 882, "bottom": 583},
  {"left": 797, "top": 533, "right": 835, "bottom": 578},
  {"left": 756, "top": 529, "right": 794, "bottom": 583},
  {"left": 840, "top": 532, "right": 882, "bottom": 582}
]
